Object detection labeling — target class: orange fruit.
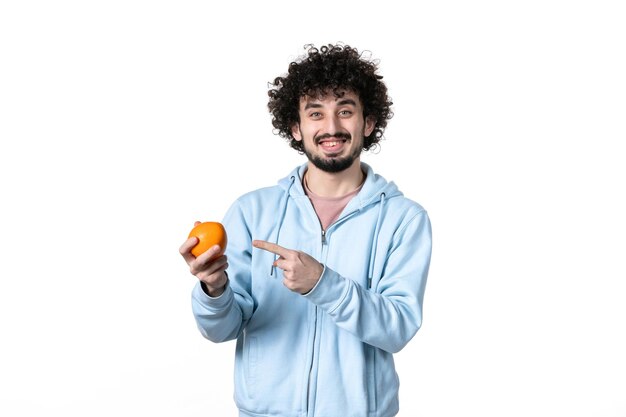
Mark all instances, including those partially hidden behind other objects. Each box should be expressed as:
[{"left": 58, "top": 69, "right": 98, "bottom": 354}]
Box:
[{"left": 188, "top": 221, "right": 228, "bottom": 259}]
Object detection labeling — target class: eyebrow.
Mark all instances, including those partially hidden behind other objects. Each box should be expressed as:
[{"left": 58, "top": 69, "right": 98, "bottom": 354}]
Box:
[
  {"left": 303, "top": 98, "right": 358, "bottom": 110},
  {"left": 304, "top": 102, "right": 323, "bottom": 110}
]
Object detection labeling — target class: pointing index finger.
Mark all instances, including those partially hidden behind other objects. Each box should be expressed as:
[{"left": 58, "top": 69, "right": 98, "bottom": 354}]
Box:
[{"left": 253, "top": 240, "right": 291, "bottom": 257}]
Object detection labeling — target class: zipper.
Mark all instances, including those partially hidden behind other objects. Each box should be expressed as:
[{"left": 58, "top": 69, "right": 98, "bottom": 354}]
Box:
[
  {"left": 305, "top": 220, "right": 330, "bottom": 415},
  {"left": 304, "top": 193, "right": 360, "bottom": 414},
  {"left": 306, "top": 228, "right": 327, "bottom": 415}
]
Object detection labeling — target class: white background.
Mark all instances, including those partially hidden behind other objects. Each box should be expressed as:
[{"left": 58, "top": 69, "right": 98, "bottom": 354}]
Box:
[{"left": 1, "top": 1, "right": 625, "bottom": 416}]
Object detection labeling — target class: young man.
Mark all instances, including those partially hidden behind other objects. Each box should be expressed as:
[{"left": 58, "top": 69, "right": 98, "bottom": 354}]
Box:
[{"left": 180, "top": 44, "right": 432, "bottom": 417}]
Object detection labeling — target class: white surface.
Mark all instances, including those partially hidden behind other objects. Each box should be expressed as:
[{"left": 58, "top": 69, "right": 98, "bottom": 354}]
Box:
[{"left": 1, "top": 1, "right": 625, "bottom": 416}]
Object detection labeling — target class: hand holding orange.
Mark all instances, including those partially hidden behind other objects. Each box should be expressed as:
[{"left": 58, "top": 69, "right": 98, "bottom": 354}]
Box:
[{"left": 188, "top": 221, "right": 228, "bottom": 259}]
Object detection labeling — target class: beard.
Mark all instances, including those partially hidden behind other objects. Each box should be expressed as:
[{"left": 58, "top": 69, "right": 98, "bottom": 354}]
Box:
[{"left": 302, "top": 131, "right": 363, "bottom": 173}]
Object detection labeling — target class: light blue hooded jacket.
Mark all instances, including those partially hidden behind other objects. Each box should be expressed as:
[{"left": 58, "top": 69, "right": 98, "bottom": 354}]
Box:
[{"left": 192, "top": 163, "right": 432, "bottom": 417}]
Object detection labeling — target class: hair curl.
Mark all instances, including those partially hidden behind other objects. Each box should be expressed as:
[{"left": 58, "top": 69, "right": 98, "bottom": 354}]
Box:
[{"left": 267, "top": 43, "right": 393, "bottom": 153}]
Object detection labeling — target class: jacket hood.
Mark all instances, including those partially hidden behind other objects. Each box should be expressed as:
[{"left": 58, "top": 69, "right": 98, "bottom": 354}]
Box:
[
  {"left": 271, "top": 162, "right": 403, "bottom": 280},
  {"left": 278, "top": 162, "right": 403, "bottom": 209}
]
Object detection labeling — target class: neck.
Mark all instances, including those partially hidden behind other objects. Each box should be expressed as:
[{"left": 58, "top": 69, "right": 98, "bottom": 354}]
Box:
[{"left": 304, "top": 160, "right": 364, "bottom": 198}]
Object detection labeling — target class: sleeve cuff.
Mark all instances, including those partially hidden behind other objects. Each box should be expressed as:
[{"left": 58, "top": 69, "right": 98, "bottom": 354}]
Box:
[
  {"left": 192, "top": 280, "right": 233, "bottom": 310},
  {"left": 303, "top": 265, "right": 351, "bottom": 314}
]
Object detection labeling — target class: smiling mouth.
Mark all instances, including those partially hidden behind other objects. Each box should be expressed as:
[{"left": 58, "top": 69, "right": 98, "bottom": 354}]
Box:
[
  {"left": 318, "top": 139, "right": 349, "bottom": 154},
  {"left": 319, "top": 139, "right": 347, "bottom": 147}
]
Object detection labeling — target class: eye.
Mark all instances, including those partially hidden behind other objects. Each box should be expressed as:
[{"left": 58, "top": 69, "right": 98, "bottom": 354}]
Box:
[
  {"left": 309, "top": 112, "right": 322, "bottom": 119},
  {"left": 339, "top": 110, "right": 353, "bottom": 117}
]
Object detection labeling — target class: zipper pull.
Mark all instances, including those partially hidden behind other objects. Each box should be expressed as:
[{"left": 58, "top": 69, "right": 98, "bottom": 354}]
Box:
[{"left": 321, "top": 229, "right": 327, "bottom": 245}]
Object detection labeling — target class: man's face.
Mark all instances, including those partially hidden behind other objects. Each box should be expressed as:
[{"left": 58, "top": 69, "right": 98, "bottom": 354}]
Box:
[{"left": 292, "top": 90, "right": 375, "bottom": 173}]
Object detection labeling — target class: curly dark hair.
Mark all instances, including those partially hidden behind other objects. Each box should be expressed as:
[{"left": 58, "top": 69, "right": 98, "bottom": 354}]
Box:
[{"left": 267, "top": 43, "right": 393, "bottom": 153}]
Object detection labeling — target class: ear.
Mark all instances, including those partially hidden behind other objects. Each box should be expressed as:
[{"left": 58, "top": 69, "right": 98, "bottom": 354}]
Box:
[
  {"left": 291, "top": 123, "right": 302, "bottom": 141},
  {"left": 364, "top": 116, "right": 376, "bottom": 137}
]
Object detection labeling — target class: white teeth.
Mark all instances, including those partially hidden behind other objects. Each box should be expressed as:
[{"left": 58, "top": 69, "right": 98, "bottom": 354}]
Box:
[{"left": 323, "top": 141, "right": 339, "bottom": 147}]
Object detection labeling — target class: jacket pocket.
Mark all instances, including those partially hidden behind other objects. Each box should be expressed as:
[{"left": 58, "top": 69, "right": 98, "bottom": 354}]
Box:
[
  {"left": 245, "top": 336, "right": 259, "bottom": 399},
  {"left": 366, "top": 345, "right": 377, "bottom": 412}
]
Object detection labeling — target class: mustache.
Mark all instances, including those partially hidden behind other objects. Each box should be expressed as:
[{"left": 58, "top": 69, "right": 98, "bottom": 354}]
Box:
[{"left": 314, "top": 132, "right": 352, "bottom": 144}]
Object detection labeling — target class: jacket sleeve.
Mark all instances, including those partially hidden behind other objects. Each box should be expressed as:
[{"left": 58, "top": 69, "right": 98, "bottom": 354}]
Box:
[
  {"left": 191, "top": 200, "right": 255, "bottom": 343},
  {"left": 304, "top": 209, "right": 432, "bottom": 353}
]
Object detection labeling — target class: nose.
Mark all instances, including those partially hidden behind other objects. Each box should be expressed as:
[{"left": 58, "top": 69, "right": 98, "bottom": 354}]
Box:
[{"left": 323, "top": 113, "right": 340, "bottom": 135}]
